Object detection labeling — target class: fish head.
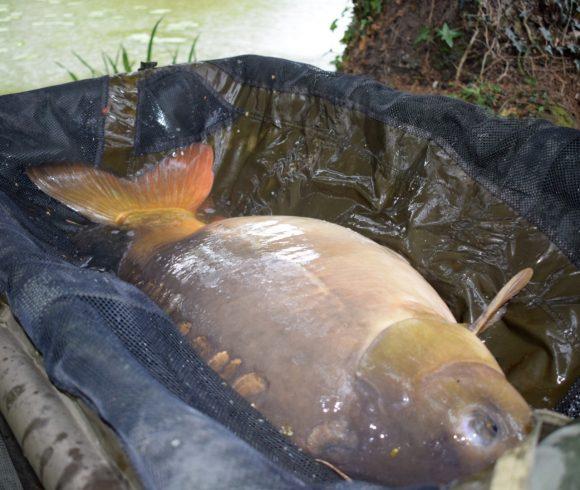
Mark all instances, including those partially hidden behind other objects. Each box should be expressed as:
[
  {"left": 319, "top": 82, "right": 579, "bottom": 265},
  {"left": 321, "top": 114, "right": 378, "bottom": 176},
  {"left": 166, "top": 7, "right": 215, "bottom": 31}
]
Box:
[{"left": 335, "top": 318, "right": 532, "bottom": 485}]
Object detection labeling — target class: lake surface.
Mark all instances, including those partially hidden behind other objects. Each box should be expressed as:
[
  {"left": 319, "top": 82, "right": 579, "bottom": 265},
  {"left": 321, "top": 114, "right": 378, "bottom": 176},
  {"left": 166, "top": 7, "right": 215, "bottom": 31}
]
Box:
[{"left": 0, "top": 0, "right": 351, "bottom": 94}]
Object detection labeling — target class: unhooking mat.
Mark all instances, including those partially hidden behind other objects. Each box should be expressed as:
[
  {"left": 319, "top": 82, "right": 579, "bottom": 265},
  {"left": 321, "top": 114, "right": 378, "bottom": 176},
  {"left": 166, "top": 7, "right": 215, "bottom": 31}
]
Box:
[{"left": 0, "top": 55, "right": 578, "bottom": 488}]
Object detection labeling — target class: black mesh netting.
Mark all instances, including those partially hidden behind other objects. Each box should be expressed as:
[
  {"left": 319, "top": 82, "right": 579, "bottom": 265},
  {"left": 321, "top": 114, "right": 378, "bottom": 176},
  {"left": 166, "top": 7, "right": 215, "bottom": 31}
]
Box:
[{"left": 0, "top": 55, "right": 577, "bottom": 489}]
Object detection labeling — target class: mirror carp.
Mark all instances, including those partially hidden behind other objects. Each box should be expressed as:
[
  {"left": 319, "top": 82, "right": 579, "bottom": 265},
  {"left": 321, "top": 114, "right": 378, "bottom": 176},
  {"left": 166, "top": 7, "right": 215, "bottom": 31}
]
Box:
[{"left": 27, "top": 144, "right": 532, "bottom": 485}]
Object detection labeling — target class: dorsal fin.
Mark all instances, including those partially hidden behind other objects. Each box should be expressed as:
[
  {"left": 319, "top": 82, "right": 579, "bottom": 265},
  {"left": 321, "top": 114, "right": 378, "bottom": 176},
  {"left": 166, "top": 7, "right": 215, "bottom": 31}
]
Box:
[{"left": 470, "top": 268, "right": 533, "bottom": 335}]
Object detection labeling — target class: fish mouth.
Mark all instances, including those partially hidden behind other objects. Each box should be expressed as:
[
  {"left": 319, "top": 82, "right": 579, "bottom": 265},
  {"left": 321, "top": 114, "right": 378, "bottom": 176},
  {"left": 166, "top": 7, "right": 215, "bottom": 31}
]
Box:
[{"left": 419, "top": 362, "right": 532, "bottom": 459}]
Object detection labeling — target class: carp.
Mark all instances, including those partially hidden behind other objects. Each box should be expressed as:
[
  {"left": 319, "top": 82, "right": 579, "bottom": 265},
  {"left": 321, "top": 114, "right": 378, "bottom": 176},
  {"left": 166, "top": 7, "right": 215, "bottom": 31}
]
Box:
[{"left": 27, "top": 143, "right": 532, "bottom": 485}]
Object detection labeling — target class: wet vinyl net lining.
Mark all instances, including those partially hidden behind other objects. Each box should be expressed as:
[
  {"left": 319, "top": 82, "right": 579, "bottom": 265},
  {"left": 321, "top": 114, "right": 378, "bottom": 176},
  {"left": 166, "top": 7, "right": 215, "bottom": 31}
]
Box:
[{"left": 0, "top": 55, "right": 578, "bottom": 489}]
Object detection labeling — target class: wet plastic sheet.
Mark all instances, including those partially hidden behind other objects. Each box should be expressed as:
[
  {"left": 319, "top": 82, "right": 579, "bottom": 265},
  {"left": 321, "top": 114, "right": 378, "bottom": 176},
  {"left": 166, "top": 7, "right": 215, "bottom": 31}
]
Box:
[{"left": 0, "top": 55, "right": 578, "bottom": 487}]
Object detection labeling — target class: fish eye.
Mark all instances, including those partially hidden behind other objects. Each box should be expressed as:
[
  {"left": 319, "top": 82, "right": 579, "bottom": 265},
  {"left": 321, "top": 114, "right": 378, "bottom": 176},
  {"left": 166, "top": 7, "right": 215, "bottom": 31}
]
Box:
[{"left": 458, "top": 409, "right": 502, "bottom": 447}]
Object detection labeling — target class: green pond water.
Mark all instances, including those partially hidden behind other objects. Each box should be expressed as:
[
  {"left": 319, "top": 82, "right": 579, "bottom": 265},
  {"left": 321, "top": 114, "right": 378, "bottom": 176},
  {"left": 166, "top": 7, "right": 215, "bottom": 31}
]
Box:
[{"left": 0, "top": 0, "right": 352, "bottom": 95}]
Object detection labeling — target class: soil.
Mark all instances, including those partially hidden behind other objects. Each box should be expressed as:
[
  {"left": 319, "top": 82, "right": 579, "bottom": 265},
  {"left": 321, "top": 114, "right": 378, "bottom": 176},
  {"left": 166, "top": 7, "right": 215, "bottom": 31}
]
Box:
[{"left": 339, "top": 0, "right": 579, "bottom": 128}]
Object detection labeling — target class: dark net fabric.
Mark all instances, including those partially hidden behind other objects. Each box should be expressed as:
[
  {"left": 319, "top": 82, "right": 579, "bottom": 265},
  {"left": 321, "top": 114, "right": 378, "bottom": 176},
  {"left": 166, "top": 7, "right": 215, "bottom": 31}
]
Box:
[
  {"left": 0, "top": 55, "right": 577, "bottom": 489},
  {"left": 0, "top": 77, "right": 107, "bottom": 256},
  {"left": 556, "top": 378, "right": 580, "bottom": 419},
  {"left": 135, "top": 68, "right": 241, "bottom": 154}
]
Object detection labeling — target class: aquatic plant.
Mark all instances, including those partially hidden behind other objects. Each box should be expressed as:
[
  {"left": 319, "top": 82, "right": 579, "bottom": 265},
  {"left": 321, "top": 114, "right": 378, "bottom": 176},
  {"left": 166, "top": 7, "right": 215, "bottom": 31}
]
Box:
[{"left": 57, "top": 17, "right": 200, "bottom": 80}]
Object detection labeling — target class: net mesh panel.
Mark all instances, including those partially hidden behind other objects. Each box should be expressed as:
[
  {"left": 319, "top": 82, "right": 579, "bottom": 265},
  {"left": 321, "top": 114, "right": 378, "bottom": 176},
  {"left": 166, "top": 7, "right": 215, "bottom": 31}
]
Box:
[
  {"left": 0, "top": 56, "right": 577, "bottom": 488},
  {"left": 0, "top": 77, "right": 105, "bottom": 263},
  {"left": 556, "top": 378, "right": 580, "bottom": 419},
  {"left": 135, "top": 68, "right": 241, "bottom": 154}
]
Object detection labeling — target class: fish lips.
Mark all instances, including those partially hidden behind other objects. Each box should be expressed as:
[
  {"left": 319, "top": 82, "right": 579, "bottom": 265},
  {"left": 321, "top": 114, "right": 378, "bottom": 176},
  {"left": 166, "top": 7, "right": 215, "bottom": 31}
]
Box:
[
  {"left": 345, "top": 361, "right": 532, "bottom": 485},
  {"left": 416, "top": 362, "right": 533, "bottom": 474}
]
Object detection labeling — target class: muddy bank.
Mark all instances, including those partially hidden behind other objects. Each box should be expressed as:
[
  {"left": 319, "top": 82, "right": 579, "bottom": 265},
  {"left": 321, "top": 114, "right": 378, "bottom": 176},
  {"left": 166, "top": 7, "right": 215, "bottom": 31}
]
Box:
[{"left": 338, "top": 0, "right": 578, "bottom": 128}]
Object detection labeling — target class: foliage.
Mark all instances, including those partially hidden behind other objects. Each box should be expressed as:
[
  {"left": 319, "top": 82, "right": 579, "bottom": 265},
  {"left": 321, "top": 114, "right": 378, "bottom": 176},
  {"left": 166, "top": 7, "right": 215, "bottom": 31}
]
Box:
[
  {"left": 57, "top": 18, "right": 200, "bottom": 80},
  {"left": 498, "top": 0, "right": 579, "bottom": 65},
  {"left": 457, "top": 82, "right": 502, "bottom": 111},
  {"left": 361, "top": 0, "right": 383, "bottom": 17},
  {"left": 337, "top": 0, "right": 578, "bottom": 126},
  {"left": 146, "top": 17, "right": 163, "bottom": 63},
  {"left": 414, "top": 23, "right": 463, "bottom": 49},
  {"left": 414, "top": 26, "right": 433, "bottom": 46},
  {"left": 471, "top": 0, "right": 579, "bottom": 73},
  {"left": 436, "top": 23, "right": 461, "bottom": 48},
  {"left": 329, "top": 5, "right": 355, "bottom": 70},
  {"left": 451, "top": 80, "right": 575, "bottom": 128},
  {"left": 330, "top": 1, "right": 385, "bottom": 69}
]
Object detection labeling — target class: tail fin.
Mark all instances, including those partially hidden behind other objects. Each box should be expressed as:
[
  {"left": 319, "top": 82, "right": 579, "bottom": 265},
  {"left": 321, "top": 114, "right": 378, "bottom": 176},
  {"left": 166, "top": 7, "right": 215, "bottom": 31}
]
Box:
[{"left": 26, "top": 144, "right": 214, "bottom": 227}]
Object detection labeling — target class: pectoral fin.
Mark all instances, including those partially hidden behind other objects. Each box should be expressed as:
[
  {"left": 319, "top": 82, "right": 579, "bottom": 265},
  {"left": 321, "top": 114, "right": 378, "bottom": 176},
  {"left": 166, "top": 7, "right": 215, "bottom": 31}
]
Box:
[{"left": 470, "top": 268, "right": 533, "bottom": 335}]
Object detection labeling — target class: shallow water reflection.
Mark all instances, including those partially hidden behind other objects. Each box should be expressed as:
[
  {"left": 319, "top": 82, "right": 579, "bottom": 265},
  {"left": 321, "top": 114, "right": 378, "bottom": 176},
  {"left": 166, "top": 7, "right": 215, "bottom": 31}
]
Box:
[{"left": 0, "top": 0, "right": 351, "bottom": 94}]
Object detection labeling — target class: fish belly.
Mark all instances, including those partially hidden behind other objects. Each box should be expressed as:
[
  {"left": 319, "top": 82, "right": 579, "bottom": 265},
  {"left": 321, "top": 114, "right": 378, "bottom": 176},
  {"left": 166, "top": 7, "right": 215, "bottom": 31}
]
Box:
[{"left": 120, "top": 215, "right": 455, "bottom": 447}]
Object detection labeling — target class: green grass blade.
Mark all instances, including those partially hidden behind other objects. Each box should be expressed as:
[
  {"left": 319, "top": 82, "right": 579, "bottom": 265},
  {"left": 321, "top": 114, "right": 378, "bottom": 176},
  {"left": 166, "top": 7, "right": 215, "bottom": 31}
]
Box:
[
  {"left": 113, "top": 45, "right": 120, "bottom": 68},
  {"left": 101, "top": 52, "right": 110, "bottom": 75},
  {"left": 146, "top": 16, "right": 164, "bottom": 62},
  {"left": 171, "top": 46, "right": 180, "bottom": 65},
  {"left": 55, "top": 62, "right": 79, "bottom": 81},
  {"left": 103, "top": 52, "right": 119, "bottom": 74},
  {"left": 72, "top": 52, "right": 97, "bottom": 76},
  {"left": 121, "top": 45, "right": 133, "bottom": 72},
  {"left": 187, "top": 34, "right": 199, "bottom": 63}
]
